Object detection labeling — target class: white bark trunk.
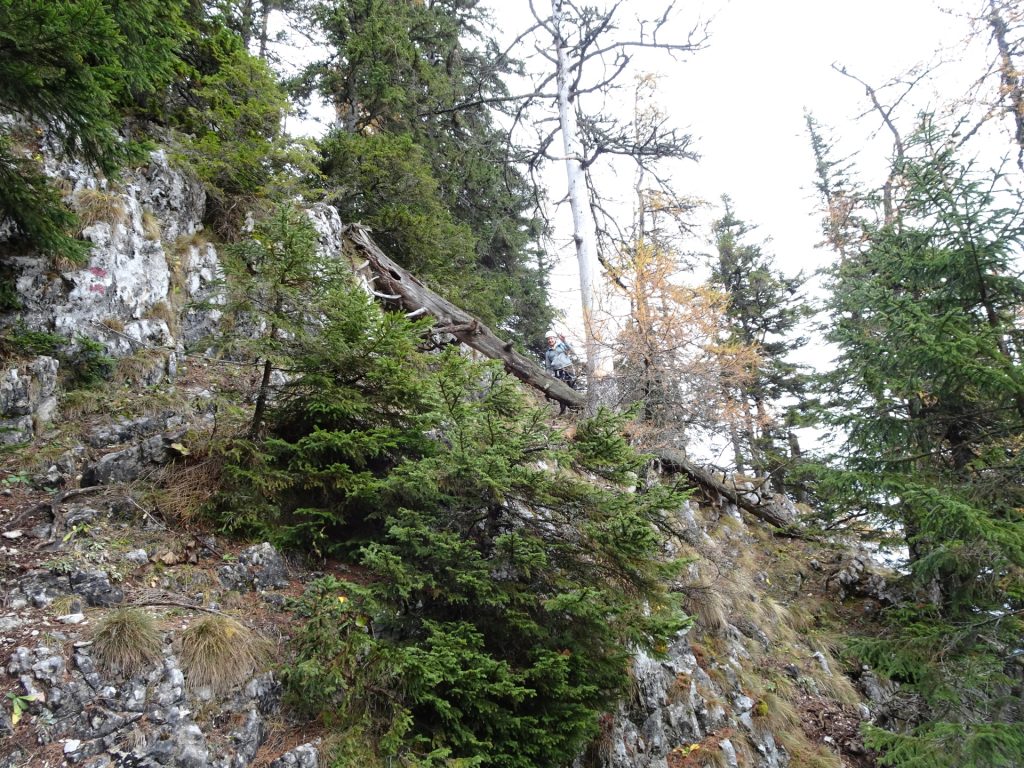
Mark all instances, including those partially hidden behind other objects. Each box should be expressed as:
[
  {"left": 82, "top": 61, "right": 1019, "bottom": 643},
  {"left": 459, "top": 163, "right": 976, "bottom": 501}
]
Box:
[{"left": 552, "top": 0, "right": 614, "bottom": 409}]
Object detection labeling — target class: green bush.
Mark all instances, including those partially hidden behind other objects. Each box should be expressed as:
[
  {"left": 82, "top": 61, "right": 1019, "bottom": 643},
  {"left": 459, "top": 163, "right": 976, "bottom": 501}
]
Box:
[
  {"left": 67, "top": 335, "right": 116, "bottom": 388},
  {"left": 209, "top": 222, "right": 689, "bottom": 764}
]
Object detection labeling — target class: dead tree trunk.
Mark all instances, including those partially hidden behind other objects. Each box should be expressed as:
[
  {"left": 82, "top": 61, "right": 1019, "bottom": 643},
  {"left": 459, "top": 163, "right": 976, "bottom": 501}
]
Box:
[
  {"left": 343, "top": 224, "right": 585, "bottom": 412},
  {"left": 343, "top": 224, "right": 795, "bottom": 532}
]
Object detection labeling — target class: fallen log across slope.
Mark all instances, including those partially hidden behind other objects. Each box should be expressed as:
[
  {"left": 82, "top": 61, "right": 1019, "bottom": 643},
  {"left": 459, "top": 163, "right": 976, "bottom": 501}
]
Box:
[
  {"left": 342, "top": 224, "right": 796, "bottom": 532},
  {"left": 343, "top": 223, "right": 584, "bottom": 412}
]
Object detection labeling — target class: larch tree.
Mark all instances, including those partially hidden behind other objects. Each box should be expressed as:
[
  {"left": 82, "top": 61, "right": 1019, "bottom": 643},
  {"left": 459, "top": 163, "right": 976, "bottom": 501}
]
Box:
[{"left": 606, "top": 188, "right": 760, "bottom": 455}]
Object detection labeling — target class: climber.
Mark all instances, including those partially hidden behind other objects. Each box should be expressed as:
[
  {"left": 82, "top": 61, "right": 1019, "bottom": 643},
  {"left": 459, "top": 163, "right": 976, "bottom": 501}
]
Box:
[{"left": 543, "top": 330, "right": 576, "bottom": 389}]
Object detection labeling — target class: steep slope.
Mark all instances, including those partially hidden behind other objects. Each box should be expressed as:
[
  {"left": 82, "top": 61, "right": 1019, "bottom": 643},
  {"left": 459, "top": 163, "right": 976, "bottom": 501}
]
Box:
[{"left": 0, "top": 145, "right": 892, "bottom": 768}]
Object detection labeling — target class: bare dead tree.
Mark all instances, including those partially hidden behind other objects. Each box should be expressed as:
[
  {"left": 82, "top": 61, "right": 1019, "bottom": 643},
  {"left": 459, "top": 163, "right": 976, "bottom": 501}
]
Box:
[
  {"left": 831, "top": 63, "right": 930, "bottom": 224},
  {"left": 490, "top": 0, "right": 709, "bottom": 410}
]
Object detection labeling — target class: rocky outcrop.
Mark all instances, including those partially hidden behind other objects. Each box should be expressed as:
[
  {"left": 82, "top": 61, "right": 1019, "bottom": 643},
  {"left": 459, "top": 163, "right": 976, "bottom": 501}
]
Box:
[
  {"left": 0, "top": 528, "right": 315, "bottom": 768},
  {"left": 3, "top": 150, "right": 221, "bottom": 356},
  {"left": 0, "top": 356, "right": 58, "bottom": 444}
]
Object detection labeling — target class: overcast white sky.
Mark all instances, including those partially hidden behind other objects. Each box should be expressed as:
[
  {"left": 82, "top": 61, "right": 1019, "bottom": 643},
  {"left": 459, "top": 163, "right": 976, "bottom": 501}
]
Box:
[{"left": 501, "top": 0, "right": 1000, "bottom": 327}]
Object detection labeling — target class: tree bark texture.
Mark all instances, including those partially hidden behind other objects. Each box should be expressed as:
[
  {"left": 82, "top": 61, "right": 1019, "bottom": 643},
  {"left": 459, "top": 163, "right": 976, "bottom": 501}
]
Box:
[
  {"left": 551, "top": 0, "right": 614, "bottom": 408},
  {"left": 343, "top": 224, "right": 585, "bottom": 411}
]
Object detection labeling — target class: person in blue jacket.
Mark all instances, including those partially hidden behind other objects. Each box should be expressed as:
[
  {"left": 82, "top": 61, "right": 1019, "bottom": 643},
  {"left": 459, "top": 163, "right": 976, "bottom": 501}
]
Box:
[{"left": 544, "top": 330, "right": 576, "bottom": 388}]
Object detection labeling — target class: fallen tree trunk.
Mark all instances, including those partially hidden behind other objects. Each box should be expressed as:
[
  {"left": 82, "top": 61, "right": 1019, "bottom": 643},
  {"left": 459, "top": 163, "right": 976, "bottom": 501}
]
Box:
[
  {"left": 655, "top": 447, "right": 797, "bottom": 532},
  {"left": 344, "top": 224, "right": 795, "bottom": 532},
  {"left": 343, "top": 224, "right": 584, "bottom": 412}
]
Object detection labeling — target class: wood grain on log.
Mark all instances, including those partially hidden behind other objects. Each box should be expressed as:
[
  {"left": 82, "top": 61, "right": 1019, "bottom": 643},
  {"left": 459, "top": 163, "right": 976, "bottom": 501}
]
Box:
[{"left": 344, "top": 224, "right": 584, "bottom": 412}]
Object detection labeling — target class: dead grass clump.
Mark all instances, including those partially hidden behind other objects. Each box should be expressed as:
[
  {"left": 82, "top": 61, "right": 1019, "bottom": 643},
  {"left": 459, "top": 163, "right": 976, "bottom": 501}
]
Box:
[
  {"left": 73, "top": 188, "right": 127, "bottom": 229},
  {"left": 180, "top": 614, "right": 265, "bottom": 694},
  {"left": 683, "top": 588, "right": 729, "bottom": 634},
  {"left": 92, "top": 608, "right": 163, "bottom": 676},
  {"left": 144, "top": 300, "right": 179, "bottom": 336},
  {"left": 142, "top": 209, "right": 161, "bottom": 240},
  {"left": 100, "top": 317, "right": 125, "bottom": 334},
  {"left": 60, "top": 388, "right": 109, "bottom": 419},
  {"left": 114, "top": 349, "right": 168, "bottom": 387},
  {"left": 153, "top": 457, "right": 224, "bottom": 522},
  {"left": 808, "top": 646, "right": 862, "bottom": 708},
  {"left": 776, "top": 729, "right": 842, "bottom": 768},
  {"left": 752, "top": 691, "right": 800, "bottom": 735}
]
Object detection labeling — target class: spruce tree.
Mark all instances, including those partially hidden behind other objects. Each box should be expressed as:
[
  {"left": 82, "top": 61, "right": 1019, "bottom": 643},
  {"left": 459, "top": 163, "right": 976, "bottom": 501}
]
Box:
[
  {"left": 0, "top": 0, "right": 185, "bottom": 257},
  {"left": 709, "top": 198, "right": 810, "bottom": 485},
  {"left": 820, "top": 121, "right": 1024, "bottom": 767},
  {"left": 299, "top": 0, "right": 554, "bottom": 341},
  {"left": 211, "top": 208, "right": 689, "bottom": 766}
]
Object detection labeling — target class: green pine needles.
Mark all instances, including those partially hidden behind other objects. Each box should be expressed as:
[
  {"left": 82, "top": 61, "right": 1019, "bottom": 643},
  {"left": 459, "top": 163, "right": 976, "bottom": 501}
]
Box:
[
  {"left": 818, "top": 121, "right": 1024, "bottom": 767},
  {"left": 211, "top": 206, "right": 690, "bottom": 766}
]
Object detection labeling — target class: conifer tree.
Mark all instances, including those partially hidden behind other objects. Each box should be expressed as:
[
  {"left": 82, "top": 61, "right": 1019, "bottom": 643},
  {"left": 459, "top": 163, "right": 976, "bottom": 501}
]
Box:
[
  {"left": 0, "top": 0, "right": 186, "bottom": 257},
  {"left": 211, "top": 209, "right": 689, "bottom": 764},
  {"left": 709, "top": 199, "right": 810, "bottom": 485},
  {"left": 298, "top": 0, "right": 554, "bottom": 340},
  {"left": 820, "top": 121, "right": 1024, "bottom": 767}
]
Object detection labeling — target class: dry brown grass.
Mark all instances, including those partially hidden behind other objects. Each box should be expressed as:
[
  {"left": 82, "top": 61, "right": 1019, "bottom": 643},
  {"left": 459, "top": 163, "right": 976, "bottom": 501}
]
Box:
[
  {"left": 73, "top": 188, "right": 127, "bottom": 229},
  {"left": 152, "top": 457, "right": 224, "bottom": 522},
  {"left": 752, "top": 691, "right": 801, "bottom": 735},
  {"left": 144, "top": 300, "right": 178, "bottom": 336},
  {"left": 100, "top": 317, "right": 125, "bottom": 333},
  {"left": 683, "top": 587, "right": 729, "bottom": 634},
  {"left": 113, "top": 349, "right": 168, "bottom": 387},
  {"left": 807, "top": 645, "right": 862, "bottom": 708},
  {"left": 142, "top": 209, "right": 161, "bottom": 241},
  {"left": 92, "top": 608, "right": 163, "bottom": 676},
  {"left": 776, "top": 729, "right": 843, "bottom": 768},
  {"left": 180, "top": 614, "right": 266, "bottom": 694}
]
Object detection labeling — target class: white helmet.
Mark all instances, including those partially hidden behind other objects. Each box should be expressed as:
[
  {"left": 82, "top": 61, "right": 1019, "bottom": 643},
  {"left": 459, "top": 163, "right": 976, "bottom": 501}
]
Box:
[{"left": 545, "top": 330, "right": 558, "bottom": 339}]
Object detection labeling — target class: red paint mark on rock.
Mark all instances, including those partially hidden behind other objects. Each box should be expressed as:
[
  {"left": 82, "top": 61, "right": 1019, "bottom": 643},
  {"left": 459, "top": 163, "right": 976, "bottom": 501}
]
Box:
[
  {"left": 88, "top": 284, "right": 106, "bottom": 294},
  {"left": 89, "top": 267, "right": 108, "bottom": 278}
]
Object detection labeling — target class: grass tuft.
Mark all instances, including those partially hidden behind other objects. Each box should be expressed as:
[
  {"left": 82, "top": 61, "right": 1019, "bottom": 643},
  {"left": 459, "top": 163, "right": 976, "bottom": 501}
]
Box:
[
  {"left": 92, "top": 608, "right": 162, "bottom": 676},
  {"left": 180, "top": 614, "right": 265, "bottom": 694},
  {"left": 72, "top": 188, "right": 127, "bottom": 229},
  {"left": 142, "top": 209, "right": 161, "bottom": 240}
]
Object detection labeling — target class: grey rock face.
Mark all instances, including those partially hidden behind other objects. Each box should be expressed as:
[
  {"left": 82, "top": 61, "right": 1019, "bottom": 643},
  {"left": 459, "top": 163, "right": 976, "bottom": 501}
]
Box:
[
  {"left": 82, "top": 432, "right": 183, "bottom": 486},
  {"left": 88, "top": 413, "right": 183, "bottom": 448},
  {"left": 267, "top": 743, "right": 319, "bottom": 768},
  {"left": 827, "top": 555, "right": 901, "bottom": 604},
  {"left": 218, "top": 543, "right": 289, "bottom": 591},
  {"left": 4, "top": 634, "right": 284, "bottom": 768},
  {"left": 18, "top": 568, "right": 70, "bottom": 607},
  {"left": 0, "top": 356, "right": 59, "bottom": 444},
  {"left": 70, "top": 569, "right": 124, "bottom": 607},
  {"left": 3, "top": 149, "right": 221, "bottom": 359}
]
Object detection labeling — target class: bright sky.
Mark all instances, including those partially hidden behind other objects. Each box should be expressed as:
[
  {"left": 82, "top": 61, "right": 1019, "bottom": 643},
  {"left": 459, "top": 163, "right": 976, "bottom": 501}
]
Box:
[{"left": 509, "top": 0, "right": 997, "bottom": 326}]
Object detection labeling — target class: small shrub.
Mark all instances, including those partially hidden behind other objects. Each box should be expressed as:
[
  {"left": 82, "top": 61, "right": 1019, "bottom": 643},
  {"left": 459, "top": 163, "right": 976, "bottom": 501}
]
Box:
[
  {"left": 92, "top": 608, "right": 162, "bottom": 676},
  {"left": 180, "top": 615, "right": 264, "bottom": 694},
  {"left": 0, "top": 323, "right": 64, "bottom": 359},
  {"left": 66, "top": 335, "right": 115, "bottom": 388},
  {"left": 72, "top": 188, "right": 127, "bottom": 229}
]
